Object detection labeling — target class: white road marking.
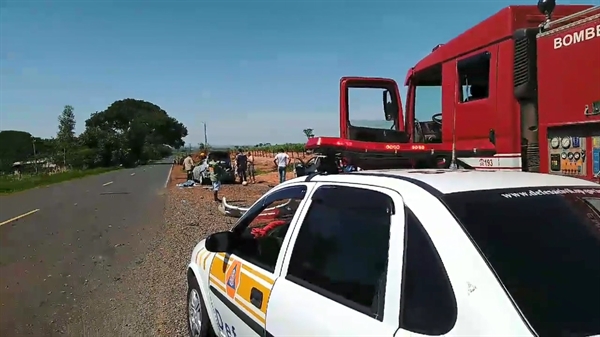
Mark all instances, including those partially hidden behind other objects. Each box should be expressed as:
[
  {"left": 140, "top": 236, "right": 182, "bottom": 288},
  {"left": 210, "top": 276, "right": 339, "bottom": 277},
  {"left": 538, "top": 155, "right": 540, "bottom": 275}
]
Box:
[
  {"left": 102, "top": 181, "right": 113, "bottom": 186},
  {"left": 0, "top": 209, "right": 40, "bottom": 226},
  {"left": 165, "top": 164, "right": 174, "bottom": 188}
]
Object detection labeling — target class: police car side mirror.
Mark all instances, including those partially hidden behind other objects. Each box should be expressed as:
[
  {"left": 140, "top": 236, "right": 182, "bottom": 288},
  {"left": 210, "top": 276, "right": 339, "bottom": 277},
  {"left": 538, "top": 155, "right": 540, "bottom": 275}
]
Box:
[{"left": 205, "top": 231, "right": 236, "bottom": 252}]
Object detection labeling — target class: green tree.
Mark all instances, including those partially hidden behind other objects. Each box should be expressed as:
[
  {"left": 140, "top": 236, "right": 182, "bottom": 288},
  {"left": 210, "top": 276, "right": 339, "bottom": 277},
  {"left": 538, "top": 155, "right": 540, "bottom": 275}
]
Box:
[
  {"left": 57, "top": 105, "right": 76, "bottom": 147},
  {"left": 0, "top": 131, "right": 35, "bottom": 172},
  {"left": 81, "top": 99, "right": 187, "bottom": 167},
  {"left": 302, "top": 128, "right": 314, "bottom": 139},
  {"left": 56, "top": 105, "right": 77, "bottom": 167}
]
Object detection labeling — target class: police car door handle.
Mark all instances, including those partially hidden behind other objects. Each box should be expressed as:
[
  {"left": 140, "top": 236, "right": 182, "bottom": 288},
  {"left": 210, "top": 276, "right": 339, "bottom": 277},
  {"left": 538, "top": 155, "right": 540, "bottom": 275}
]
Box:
[{"left": 250, "top": 287, "right": 263, "bottom": 309}]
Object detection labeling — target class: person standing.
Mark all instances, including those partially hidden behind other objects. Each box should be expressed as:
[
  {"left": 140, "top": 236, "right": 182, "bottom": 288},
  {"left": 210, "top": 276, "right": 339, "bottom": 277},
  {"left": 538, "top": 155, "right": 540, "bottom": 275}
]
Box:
[
  {"left": 235, "top": 150, "right": 248, "bottom": 184},
  {"left": 183, "top": 153, "right": 194, "bottom": 181},
  {"left": 208, "top": 158, "right": 223, "bottom": 202},
  {"left": 247, "top": 152, "right": 256, "bottom": 184},
  {"left": 273, "top": 149, "right": 290, "bottom": 184}
]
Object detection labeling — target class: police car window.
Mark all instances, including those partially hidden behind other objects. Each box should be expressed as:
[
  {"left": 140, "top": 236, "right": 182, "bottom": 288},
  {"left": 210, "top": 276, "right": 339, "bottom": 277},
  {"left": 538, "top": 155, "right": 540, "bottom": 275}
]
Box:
[
  {"left": 286, "top": 185, "right": 393, "bottom": 320},
  {"left": 400, "top": 207, "right": 457, "bottom": 335},
  {"left": 231, "top": 185, "right": 307, "bottom": 273},
  {"left": 444, "top": 187, "right": 600, "bottom": 337}
]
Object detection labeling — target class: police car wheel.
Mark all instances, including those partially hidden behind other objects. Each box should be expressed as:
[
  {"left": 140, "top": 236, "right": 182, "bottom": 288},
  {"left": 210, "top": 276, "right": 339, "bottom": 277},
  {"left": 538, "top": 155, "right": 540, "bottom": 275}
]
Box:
[{"left": 187, "top": 278, "right": 212, "bottom": 337}]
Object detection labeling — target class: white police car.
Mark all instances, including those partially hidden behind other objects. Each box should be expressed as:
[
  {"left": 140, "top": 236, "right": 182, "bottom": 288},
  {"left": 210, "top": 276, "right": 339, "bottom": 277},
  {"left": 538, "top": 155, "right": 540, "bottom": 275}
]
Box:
[{"left": 187, "top": 169, "right": 600, "bottom": 337}]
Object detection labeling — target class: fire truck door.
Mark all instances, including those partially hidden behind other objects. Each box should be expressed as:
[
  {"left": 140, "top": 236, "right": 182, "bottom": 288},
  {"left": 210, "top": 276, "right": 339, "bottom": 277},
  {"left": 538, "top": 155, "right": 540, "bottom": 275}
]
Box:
[{"left": 451, "top": 46, "right": 499, "bottom": 150}]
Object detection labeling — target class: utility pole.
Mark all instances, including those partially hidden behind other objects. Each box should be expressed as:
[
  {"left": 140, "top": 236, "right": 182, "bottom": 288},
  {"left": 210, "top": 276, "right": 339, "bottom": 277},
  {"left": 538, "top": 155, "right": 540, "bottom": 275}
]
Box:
[{"left": 203, "top": 122, "right": 208, "bottom": 149}]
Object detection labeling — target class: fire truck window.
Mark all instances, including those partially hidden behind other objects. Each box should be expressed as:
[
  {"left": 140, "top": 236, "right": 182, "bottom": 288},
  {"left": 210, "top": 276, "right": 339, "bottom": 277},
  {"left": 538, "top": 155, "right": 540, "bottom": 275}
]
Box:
[
  {"left": 348, "top": 87, "right": 395, "bottom": 130},
  {"left": 415, "top": 86, "right": 441, "bottom": 120},
  {"left": 457, "top": 52, "right": 491, "bottom": 103},
  {"left": 412, "top": 64, "right": 442, "bottom": 122}
]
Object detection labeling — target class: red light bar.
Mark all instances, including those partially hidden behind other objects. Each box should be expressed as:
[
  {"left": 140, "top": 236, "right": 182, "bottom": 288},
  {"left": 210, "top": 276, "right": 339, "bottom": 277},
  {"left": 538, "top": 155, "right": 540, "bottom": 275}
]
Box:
[{"left": 306, "top": 137, "right": 441, "bottom": 153}]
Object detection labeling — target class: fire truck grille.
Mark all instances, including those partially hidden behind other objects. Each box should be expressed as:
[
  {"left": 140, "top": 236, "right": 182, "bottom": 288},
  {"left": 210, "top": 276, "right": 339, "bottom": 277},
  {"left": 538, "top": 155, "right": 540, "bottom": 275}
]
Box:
[{"left": 514, "top": 37, "right": 530, "bottom": 88}]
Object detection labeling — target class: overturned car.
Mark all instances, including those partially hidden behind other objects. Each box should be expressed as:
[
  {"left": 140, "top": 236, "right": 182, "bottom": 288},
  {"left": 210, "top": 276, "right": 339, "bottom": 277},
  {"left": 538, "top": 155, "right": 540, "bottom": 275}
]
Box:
[{"left": 192, "top": 149, "right": 235, "bottom": 185}]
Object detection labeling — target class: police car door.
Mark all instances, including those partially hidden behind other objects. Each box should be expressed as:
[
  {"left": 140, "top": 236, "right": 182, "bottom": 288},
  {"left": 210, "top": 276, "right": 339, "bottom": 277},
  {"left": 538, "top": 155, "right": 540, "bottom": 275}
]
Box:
[
  {"left": 265, "top": 182, "right": 406, "bottom": 336},
  {"left": 207, "top": 184, "right": 313, "bottom": 337}
]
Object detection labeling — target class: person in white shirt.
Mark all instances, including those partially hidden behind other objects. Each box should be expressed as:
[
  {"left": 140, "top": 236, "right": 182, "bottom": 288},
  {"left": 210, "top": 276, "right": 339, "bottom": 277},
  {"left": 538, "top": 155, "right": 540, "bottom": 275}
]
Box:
[
  {"left": 273, "top": 149, "right": 290, "bottom": 183},
  {"left": 183, "top": 154, "right": 194, "bottom": 181}
]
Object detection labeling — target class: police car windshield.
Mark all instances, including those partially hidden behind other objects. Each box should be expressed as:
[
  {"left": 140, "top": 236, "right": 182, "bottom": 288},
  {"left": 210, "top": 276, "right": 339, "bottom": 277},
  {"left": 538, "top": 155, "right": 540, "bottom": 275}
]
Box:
[{"left": 444, "top": 186, "right": 600, "bottom": 337}]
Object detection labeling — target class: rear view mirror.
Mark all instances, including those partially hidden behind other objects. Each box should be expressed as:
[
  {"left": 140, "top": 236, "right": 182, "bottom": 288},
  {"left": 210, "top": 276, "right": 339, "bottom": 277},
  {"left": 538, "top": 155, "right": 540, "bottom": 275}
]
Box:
[
  {"left": 205, "top": 231, "right": 236, "bottom": 252},
  {"left": 383, "top": 90, "right": 397, "bottom": 121}
]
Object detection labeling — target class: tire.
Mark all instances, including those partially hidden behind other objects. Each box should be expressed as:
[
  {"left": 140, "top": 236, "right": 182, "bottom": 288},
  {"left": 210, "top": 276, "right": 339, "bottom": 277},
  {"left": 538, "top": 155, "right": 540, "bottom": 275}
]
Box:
[{"left": 187, "top": 277, "right": 213, "bottom": 337}]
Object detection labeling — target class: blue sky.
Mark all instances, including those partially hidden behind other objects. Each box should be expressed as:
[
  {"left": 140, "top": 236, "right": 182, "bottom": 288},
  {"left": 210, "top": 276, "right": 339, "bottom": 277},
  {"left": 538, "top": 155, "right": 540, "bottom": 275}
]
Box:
[{"left": 1, "top": 0, "right": 593, "bottom": 146}]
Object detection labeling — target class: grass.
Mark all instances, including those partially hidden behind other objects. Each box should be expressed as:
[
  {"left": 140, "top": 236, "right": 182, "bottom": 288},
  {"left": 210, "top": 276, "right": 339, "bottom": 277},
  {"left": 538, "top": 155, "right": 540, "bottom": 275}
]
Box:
[{"left": 0, "top": 167, "right": 120, "bottom": 194}]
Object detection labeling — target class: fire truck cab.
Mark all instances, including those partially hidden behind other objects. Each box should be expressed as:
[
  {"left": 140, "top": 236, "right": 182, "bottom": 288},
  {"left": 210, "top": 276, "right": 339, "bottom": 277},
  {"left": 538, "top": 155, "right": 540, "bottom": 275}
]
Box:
[{"left": 310, "top": 1, "right": 600, "bottom": 182}]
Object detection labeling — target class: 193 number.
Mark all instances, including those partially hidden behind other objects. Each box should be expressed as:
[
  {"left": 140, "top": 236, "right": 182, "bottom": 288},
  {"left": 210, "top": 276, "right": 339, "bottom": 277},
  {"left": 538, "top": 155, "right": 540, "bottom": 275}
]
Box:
[
  {"left": 214, "top": 308, "right": 237, "bottom": 337},
  {"left": 479, "top": 158, "right": 494, "bottom": 167}
]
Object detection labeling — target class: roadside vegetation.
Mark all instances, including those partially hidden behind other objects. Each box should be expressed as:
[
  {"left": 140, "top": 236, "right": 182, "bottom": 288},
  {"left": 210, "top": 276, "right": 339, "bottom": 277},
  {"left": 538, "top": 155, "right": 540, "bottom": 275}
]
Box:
[
  {"left": 0, "top": 167, "right": 120, "bottom": 194},
  {"left": 0, "top": 100, "right": 188, "bottom": 194}
]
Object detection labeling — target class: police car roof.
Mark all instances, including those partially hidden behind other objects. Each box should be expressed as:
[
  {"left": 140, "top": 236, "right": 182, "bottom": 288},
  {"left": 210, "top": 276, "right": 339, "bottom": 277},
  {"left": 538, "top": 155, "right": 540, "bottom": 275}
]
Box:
[{"left": 299, "top": 169, "right": 599, "bottom": 194}]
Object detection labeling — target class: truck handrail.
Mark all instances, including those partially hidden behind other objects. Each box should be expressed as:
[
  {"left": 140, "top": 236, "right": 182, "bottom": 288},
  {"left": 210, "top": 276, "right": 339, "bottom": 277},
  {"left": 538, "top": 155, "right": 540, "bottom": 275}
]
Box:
[{"left": 543, "top": 5, "right": 599, "bottom": 29}]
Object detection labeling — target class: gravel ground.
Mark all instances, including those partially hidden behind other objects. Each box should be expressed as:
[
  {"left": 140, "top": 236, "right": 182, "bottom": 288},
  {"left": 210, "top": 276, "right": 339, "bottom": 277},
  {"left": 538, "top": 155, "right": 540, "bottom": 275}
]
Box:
[
  {"left": 150, "top": 182, "right": 270, "bottom": 336},
  {"left": 110, "top": 169, "right": 273, "bottom": 336}
]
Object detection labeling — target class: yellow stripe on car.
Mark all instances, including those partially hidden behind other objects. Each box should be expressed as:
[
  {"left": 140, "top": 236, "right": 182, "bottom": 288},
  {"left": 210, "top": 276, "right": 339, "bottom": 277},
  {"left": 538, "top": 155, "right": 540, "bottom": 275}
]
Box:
[{"left": 209, "top": 253, "right": 276, "bottom": 321}]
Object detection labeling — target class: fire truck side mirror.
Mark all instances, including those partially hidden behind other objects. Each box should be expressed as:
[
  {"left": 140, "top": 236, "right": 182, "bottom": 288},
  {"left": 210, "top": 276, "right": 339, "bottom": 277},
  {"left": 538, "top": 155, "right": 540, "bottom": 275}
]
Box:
[
  {"left": 383, "top": 90, "right": 397, "bottom": 121},
  {"left": 537, "top": 0, "right": 556, "bottom": 16}
]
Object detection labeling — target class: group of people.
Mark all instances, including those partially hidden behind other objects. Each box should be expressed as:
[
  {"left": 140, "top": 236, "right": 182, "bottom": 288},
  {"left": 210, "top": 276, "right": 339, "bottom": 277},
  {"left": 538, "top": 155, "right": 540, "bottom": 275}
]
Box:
[
  {"left": 180, "top": 148, "right": 293, "bottom": 202},
  {"left": 233, "top": 149, "right": 256, "bottom": 184},
  {"left": 182, "top": 152, "right": 223, "bottom": 202},
  {"left": 236, "top": 148, "right": 291, "bottom": 184}
]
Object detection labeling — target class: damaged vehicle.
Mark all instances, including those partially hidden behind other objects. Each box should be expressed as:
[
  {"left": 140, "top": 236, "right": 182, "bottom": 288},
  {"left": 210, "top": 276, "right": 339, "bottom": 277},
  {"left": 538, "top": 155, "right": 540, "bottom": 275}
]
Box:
[{"left": 194, "top": 148, "right": 235, "bottom": 185}]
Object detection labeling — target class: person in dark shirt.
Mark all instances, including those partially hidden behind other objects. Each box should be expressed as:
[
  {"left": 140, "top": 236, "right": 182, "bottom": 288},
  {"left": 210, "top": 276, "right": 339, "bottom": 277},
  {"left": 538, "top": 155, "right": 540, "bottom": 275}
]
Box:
[{"left": 235, "top": 150, "right": 248, "bottom": 184}]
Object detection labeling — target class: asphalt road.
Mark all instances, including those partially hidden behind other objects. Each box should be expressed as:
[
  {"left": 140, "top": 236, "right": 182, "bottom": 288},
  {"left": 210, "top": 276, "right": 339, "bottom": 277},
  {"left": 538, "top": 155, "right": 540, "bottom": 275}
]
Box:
[{"left": 0, "top": 163, "right": 173, "bottom": 336}]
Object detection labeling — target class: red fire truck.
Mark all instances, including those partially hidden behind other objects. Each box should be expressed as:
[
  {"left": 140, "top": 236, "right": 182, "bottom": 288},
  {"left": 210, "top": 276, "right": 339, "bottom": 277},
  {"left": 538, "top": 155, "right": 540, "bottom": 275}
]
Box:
[{"left": 306, "top": 0, "right": 600, "bottom": 182}]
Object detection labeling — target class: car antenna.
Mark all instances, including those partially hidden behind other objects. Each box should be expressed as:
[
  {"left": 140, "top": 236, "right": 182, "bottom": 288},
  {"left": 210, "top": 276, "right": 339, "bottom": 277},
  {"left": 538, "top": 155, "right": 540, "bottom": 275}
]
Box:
[{"left": 449, "top": 79, "right": 459, "bottom": 170}]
